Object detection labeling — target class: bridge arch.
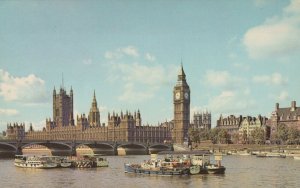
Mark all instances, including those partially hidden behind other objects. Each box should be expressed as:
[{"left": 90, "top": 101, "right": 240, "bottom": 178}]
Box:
[
  {"left": 117, "top": 143, "right": 148, "bottom": 155},
  {"left": 21, "top": 142, "right": 73, "bottom": 156},
  {"left": 118, "top": 143, "right": 147, "bottom": 150},
  {"left": 76, "top": 142, "right": 115, "bottom": 155},
  {"left": 148, "top": 144, "right": 172, "bottom": 154},
  {"left": 0, "top": 142, "right": 17, "bottom": 151},
  {"left": 22, "top": 142, "right": 72, "bottom": 150}
]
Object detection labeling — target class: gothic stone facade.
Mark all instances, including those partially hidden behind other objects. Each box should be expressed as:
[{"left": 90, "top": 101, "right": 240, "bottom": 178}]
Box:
[
  {"left": 192, "top": 111, "right": 211, "bottom": 130},
  {"left": 268, "top": 101, "right": 300, "bottom": 137},
  {"left": 217, "top": 114, "right": 268, "bottom": 141},
  {"left": 7, "top": 65, "right": 190, "bottom": 143},
  {"left": 239, "top": 115, "right": 269, "bottom": 139},
  {"left": 172, "top": 65, "right": 190, "bottom": 143}
]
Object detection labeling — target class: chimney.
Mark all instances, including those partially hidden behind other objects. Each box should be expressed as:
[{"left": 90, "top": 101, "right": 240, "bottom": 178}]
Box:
[
  {"left": 276, "top": 103, "right": 279, "bottom": 111},
  {"left": 291, "top": 101, "right": 296, "bottom": 111}
]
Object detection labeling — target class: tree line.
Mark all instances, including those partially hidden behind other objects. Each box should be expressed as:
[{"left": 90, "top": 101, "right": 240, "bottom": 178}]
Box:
[{"left": 188, "top": 123, "right": 300, "bottom": 145}]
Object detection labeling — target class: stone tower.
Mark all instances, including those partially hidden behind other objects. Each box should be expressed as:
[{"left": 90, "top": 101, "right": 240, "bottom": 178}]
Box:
[
  {"left": 173, "top": 64, "right": 190, "bottom": 143},
  {"left": 88, "top": 90, "right": 101, "bottom": 126},
  {"left": 53, "top": 86, "right": 74, "bottom": 127}
]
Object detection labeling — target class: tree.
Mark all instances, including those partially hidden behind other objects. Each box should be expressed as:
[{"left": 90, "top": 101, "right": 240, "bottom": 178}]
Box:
[
  {"left": 231, "top": 132, "right": 240, "bottom": 144},
  {"left": 209, "top": 128, "right": 220, "bottom": 144},
  {"left": 287, "top": 126, "right": 299, "bottom": 145},
  {"left": 218, "top": 129, "right": 229, "bottom": 144},
  {"left": 242, "top": 129, "right": 248, "bottom": 144},
  {"left": 188, "top": 127, "right": 200, "bottom": 143},
  {"left": 199, "top": 129, "right": 210, "bottom": 141},
  {"left": 276, "top": 123, "right": 289, "bottom": 144},
  {"left": 251, "top": 127, "right": 265, "bottom": 144}
]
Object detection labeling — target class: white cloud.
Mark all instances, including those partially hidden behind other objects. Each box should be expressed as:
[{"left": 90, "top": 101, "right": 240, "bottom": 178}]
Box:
[
  {"left": 206, "top": 90, "right": 256, "bottom": 115},
  {"left": 122, "top": 46, "right": 139, "bottom": 57},
  {"left": 0, "top": 69, "right": 48, "bottom": 104},
  {"left": 118, "top": 83, "right": 154, "bottom": 102},
  {"left": 244, "top": 0, "right": 300, "bottom": 59},
  {"left": 204, "top": 70, "right": 231, "bottom": 86},
  {"left": 83, "top": 59, "right": 92, "bottom": 65},
  {"left": 203, "top": 70, "right": 242, "bottom": 88},
  {"left": 0, "top": 108, "right": 19, "bottom": 116},
  {"left": 107, "top": 61, "right": 177, "bottom": 103},
  {"left": 252, "top": 72, "right": 287, "bottom": 85},
  {"left": 145, "top": 53, "right": 156, "bottom": 62},
  {"left": 104, "top": 46, "right": 139, "bottom": 60},
  {"left": 278, "top": 90, "right": 289, "bottom": 101}
]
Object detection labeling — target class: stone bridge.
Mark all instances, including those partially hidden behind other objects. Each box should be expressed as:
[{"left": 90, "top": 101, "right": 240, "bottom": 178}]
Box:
[{"left": 0, "top": 140, "right": 173, "bottom": 157}]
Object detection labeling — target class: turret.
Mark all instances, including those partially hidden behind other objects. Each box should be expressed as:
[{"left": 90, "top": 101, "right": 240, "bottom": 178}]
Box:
[{"left": 291, "top": 101, "right": 296, "bottom": 111}]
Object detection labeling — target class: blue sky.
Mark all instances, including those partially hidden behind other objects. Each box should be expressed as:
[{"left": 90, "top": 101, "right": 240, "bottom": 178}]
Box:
[{"left": 1, "top": 0, "right": 299, "bottom": 132}]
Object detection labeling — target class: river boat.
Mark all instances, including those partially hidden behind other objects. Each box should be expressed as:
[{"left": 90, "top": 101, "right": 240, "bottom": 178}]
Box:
[
  {"left": 256, "top": 152, "right": 267, "bottom": 157},
  {"left": 14, "top": 155, "right": 58, "bottom": 169},
  {"left": 265, "top": 152, "right": 286, "bottom": 158},
  {"left": 205, "top": 164, "right": 226, "bottom": 174},
  {"left": 124, "top": 151, "right": 225, "bottom": 176},
  {"left": 256, "top": 152, "right": 286, "bottom": 158},
  {"left": 293, "top": 155, "right": 300, "bottom": 160},
  {"left": 59, "top": 157, "right": 73, "bottom": 168},
  {"left": 238, "top": 151, "right": 251, "bottom": 156},
  {"left": 81, "top": 154, "right": 109, "bottom": 167}
]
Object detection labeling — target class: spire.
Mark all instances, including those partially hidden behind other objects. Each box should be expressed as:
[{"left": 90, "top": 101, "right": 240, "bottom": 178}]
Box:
[
  {"left": 178, "top": 62, "right": 186, "bottom": 81},
  {"left": 92, "top": 90, "right": 97, "bottom": 108}
]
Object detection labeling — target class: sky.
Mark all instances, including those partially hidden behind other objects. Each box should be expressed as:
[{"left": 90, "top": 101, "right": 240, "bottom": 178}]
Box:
[{"left": 1, "top": 0, "right": 300, "bottom": 132}]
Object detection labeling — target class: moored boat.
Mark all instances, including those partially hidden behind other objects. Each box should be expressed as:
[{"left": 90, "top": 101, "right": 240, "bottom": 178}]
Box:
[
  {"left": 124, "top": 152, "right": 225, "bottom": 176},
  {"left": 80, "top": 154, "right": 109, "bottom": 167},
  {"left": 293, "top": 155, "right": 300, "bottom": 160},
  {"left": 265, "top": 152, "right": 286, "bottom": 158},
  {"left": 14, "top": 155, "right": 58, "bottom": 169},
  {"left": 205, "top": 164, "right": 226, "bottom": 174},
  {"left": 59, "top": 157, "right": 73, "bottom": 168}
]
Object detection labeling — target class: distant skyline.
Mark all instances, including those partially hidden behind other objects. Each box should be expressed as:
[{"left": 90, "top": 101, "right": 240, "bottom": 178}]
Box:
[{"left": 1, "top": 0, "right": 300, "bottom": 132}]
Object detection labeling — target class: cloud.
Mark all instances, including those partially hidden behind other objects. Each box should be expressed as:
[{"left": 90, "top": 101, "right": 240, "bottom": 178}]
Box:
[
  {"left": 203, "top": 70, "right": 242, "bottom": 88},
  {"left": 252, "top": 72, "right": 287, "bottom": 85},
  {"left": 278, "top": 91, "right": 289, "bottom": 101},
  {"left": 0, "top": 69, "right": 48, "bottom": 104},
  {"left": 207, "top": 90, "right": 256, "bottom": 114},
  {"left": 0, "top": 108, "right": 19, "bottom": 116},
  {"left": 145, "top": 53, "right": 156, "bottom": 62},
  {"left": 118, "top": 83, "right": 154, "bottom": 102},
  {"left": 107, "top": 60, "right": 177, "bottom": 103},
  {"left": 243, "top": 0, "right": 300, "bottom": 59},
  {"left": 83, "top": 59, "right": 92, "bottom": 65},
  {"left": 104, "top": 46, "right": 139, "bottom": 60}
]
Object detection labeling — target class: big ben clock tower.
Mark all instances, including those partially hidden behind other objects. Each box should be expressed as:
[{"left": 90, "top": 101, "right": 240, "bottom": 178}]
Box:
[{"left": 173, "top": 64, "right": 190, "bottom": 143}]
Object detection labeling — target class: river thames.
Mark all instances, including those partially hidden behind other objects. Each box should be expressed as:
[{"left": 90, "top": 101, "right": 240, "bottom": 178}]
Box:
[{"left": 1, "top": 155, "right": 300, "bottom": 188}]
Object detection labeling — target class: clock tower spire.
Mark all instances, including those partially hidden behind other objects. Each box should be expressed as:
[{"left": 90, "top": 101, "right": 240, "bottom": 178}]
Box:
[{"left": 173, "top": 63, "right": 190, "bottom": 143}]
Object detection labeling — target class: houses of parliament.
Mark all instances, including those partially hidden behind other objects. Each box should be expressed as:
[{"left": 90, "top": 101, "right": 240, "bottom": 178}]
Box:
[{"left": 6, "top": 65, "right": 191, "bottom": 144}]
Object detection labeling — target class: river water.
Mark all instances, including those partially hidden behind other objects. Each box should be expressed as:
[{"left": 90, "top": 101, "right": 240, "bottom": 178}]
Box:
[{"left": 1, "top": 155, "right": 300, "bottom": 188}]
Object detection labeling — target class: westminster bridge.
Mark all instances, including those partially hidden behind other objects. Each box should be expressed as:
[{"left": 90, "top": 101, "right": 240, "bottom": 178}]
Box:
[{"left": 0, "top": 140, "right": 173, "bottom": 157}]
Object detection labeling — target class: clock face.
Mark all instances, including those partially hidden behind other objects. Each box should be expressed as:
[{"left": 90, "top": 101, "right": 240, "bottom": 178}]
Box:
[
  {"left": 175, "top": 92, "right": 180, "bottom": 99},
  {"left": 184, "top": 92, "right": 189, "bottom": 99}
]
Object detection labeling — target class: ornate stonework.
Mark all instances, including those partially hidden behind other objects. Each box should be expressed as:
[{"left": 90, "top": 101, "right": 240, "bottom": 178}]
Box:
[{"left": 173, "top": 65, "right": 190, "bottom": 143}]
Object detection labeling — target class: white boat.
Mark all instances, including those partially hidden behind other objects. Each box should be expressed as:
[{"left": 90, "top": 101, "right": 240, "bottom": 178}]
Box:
[
  {"left": 14, "top": 155, "right": 58, "bottom": 169},
  {"left": 59, "top": 157, "right": 73, "bottom": 168},
  {"left": 293, "top": 155, "right": 300, "bottom": 160},
  {"left": 265, "top": 152, "right": 286, "bottom": 158},
  {"left": 238, "top": 152, "right": 251, "bottom": 156}
]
